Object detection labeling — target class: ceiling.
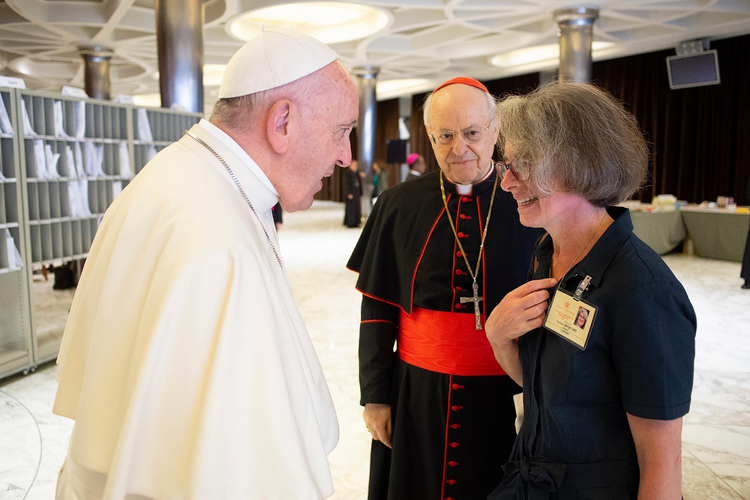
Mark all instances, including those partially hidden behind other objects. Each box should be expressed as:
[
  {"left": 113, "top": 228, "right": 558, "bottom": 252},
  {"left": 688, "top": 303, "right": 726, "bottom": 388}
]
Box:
[{"left": 1, "top": 0, "right": 749, "bottom": 114}]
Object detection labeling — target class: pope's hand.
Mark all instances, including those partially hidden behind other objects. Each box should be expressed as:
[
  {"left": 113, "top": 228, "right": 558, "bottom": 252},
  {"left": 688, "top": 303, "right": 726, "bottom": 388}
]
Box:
[
  {"left": 486, "top": 278, "right": 557, "bottom": 346},
  {"left": 364, "top": 403, "right": 392, "bottom": 448}
]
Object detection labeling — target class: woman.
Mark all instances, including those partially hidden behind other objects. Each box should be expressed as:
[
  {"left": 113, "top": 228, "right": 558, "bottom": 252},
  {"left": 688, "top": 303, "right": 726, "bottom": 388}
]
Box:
[{"left": 485, "top": 82, "right": 696, "bottom": 500}]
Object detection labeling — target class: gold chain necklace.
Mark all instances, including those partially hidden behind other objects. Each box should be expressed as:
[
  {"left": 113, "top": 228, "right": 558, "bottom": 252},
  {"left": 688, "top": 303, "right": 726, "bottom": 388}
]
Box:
[{"left": 439, "top": 167, "right": 499, "bottom": 330}]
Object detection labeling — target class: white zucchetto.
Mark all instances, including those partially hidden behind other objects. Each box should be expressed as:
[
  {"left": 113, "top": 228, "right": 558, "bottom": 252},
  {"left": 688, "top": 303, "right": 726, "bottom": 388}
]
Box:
[{"left": 218, "top": 30, "right": 340, "bottom": 99}]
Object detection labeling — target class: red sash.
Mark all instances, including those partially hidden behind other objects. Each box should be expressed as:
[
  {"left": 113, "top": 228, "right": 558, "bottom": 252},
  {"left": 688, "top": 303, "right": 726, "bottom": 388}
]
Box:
[{"left": 398, "top": 307, "right": 507, "bottom": 376}]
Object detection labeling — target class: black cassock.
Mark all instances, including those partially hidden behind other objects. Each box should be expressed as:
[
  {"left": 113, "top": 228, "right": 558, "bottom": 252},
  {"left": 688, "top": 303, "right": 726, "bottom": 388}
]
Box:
[
  {"left": 348, "top": 169, "right": 542, "bottom": 500},
  {"left": 345, "top": 168, "right": 361, "bottom": 228}
]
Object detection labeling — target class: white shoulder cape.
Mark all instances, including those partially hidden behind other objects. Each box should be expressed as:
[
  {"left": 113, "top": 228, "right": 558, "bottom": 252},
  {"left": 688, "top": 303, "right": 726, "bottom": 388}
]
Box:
[{"left": 53, "top": 124, "right": 338, "bottom": 499}]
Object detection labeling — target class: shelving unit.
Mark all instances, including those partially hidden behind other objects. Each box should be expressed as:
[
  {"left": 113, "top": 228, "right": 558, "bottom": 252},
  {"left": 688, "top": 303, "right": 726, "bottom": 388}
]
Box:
[
  {"left": 0, "top": 87, "right": 201, "bottom": 377},
  {"left": 0, "top": 88, "right": 33, "bottom": 378}
]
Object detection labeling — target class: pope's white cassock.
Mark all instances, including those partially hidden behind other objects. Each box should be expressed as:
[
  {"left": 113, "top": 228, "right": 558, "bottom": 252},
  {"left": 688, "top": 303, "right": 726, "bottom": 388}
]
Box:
[{"left": 53, "top": 119, "right": 339, "bottom": 499}]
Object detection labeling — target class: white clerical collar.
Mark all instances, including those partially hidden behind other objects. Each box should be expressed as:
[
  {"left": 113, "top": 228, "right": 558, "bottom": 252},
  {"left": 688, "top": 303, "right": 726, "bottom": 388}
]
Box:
[
  {"left": 197, "top": 119, "right": 279, "bottom": 201},
  {"left": 408, "top": 169, "right": 421, "bottom": 177},
  {"left": 452, "top": 166, "right": 493, "bottom": 194}
]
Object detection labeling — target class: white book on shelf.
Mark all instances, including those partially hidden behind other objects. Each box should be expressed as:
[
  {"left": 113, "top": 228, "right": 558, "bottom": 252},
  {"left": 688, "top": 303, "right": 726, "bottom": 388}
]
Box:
[
  {"left": 136, "top": 108, "right": 154, "bottom": 142},
  {"left": 119, "top": 141, "right": 133, "bottom": 179},
  {"left": 33, "top": 140, "right": 48, "bottom": 178},
  {"left": 112, "top": 180, "right": 123, "bottom": 200},
  {"left": 78, "top": 179, "right": 92, "bottom": 216},
  {"left": 21, "top": 99, "right": 38, "bottom": 137},
  {"left": 74, "top": 141, "right": 86, "bottom": 178},
  {"left": 84, "top": 140, "right": 105, "bottom": 177},
  {"left": 67, "top": 181, "right": 82, "bottom": 217},
  {"left": 53, "top": 101, "right": 75, "bottom": 139},
  {"left": 65, "top": 145, "right": 77, "bottom": 179},
  {"left": 0, "top": 96, "right": 13, "bottom": 135},
  {"left": 45, "top": 144, "right": 62, "bottom": 178},
  {"left": 5, "top": 229, "right": 23, "bottom": 269},
  {"left": 75, "top": 101, "right": 85, "bottom": 139}
]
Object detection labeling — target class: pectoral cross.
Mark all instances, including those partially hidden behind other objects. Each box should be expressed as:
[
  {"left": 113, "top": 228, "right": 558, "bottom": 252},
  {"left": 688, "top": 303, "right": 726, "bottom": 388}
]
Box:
[{"left": 460, "top": 280, "right": 484, "bottom": 330}]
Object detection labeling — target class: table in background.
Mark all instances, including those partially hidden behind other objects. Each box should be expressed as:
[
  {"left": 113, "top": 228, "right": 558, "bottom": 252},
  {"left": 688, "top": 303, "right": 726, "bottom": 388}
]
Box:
[
  {"left": 680, "top": 208, "right": 750, "bottom": 262},
  {"left": 630, "top": 210, "right": 686, "bottom": 255}
]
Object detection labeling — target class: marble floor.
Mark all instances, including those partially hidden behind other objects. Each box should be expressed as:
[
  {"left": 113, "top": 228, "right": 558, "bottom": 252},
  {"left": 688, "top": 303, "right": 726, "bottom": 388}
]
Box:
[{"left": 1, "top": 200, "right": 749, "bottom": 500}]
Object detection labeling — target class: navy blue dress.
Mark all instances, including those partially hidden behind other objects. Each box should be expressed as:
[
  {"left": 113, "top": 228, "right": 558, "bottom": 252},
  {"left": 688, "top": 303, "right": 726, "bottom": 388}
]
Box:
[{"left": 490, "top": 207, "right": 696, "bottom": 500}]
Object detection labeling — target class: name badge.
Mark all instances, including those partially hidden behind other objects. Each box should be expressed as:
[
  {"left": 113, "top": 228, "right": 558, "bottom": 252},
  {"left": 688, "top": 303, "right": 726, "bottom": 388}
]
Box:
[{"left": 543, "top": 276, "right": 597, "bottom": 350}]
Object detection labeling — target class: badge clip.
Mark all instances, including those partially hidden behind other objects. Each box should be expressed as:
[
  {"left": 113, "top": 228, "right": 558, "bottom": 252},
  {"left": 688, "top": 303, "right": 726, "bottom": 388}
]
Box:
[{"left": 573, "top": 275, "right": 592, "bottom": 302}]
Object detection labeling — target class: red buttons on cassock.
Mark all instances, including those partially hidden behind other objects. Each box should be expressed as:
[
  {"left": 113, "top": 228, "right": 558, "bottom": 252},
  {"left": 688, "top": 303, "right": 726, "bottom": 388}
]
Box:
[
  {"left": 449, "top": 461, "right": 459, "bottom": 467},
  {"left": 451, "top": 423, "right": 461, "bottom": 429},
  {"left": 455, "top": 304, "right": 462, "bottom": 309},
  {"left": 452, "top": 383, "right": 464, "bottom": 390},
  {"left": 449, "top": 442, "right": 460, "bottom": 448},
  {"left": 457, "top": 232, "right": 465, "bottom": 238},
  {"left": 456, "top": 251, "right": 462, "bottom": 257},
  {"left": 451, "top": 405, "right": 463, "bottom": 411},
  {"left": 460, "top": 213, "right": 468, "bottom": 219},
  {"left": 446, "top": 479, "right": 457, "bottom": 485},
  {"left": 462, "top": 196, "right": 470, "bottom": 202}
]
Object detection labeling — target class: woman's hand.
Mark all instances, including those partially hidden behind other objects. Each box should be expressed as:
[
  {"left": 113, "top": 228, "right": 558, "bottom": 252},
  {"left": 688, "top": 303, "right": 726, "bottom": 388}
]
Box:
[
  {"left": 486, "top": 278, "right": 557, "bottom": 343},
  {"left": 485, "top": 278, "right": 556, "bottom": 385}
]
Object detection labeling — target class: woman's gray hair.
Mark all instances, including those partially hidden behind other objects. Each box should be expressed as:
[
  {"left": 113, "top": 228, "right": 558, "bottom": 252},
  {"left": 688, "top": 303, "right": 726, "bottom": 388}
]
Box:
[
  {"left": 423, "top": 87, "right": 497, "bottom": 129},
  {"left": 496, "top": 81, "right": 648, "bottom": 207}
]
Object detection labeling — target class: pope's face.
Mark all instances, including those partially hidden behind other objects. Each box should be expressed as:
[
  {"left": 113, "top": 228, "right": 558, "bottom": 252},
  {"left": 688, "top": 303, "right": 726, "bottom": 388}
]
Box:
[
  {"left": 425, "top": 85, "right": 497, "bottom": 185},
  {"left": 280, "top": 63, "right": 358, "bottom": 212}
]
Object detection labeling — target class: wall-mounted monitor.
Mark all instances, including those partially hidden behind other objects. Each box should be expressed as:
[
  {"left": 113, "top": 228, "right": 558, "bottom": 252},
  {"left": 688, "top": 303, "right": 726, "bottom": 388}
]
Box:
[{"left": 666, "top": 50, "right": 720, "bottom": 89}]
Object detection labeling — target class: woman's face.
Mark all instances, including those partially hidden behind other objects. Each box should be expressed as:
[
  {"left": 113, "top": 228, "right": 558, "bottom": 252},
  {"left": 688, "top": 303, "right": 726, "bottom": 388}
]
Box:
[
  {"left": 500, "top": 141, "right": 562, "bottom": 229},
  {"left": 575, "top": 311, "right": 587, "bottom": 327}
]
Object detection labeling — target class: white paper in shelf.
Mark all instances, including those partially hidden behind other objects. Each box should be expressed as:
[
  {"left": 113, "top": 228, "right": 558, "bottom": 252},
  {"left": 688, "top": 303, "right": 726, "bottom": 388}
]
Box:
[
  {"left": 67, "top": 181, "right": 82, "bottom": 217},
  {"left": 78, "top": 179, "right": 92, "bottom": 216},
  {"left": 118, "top": 141, "right": 133, "bottom": 179},
  {"left": 0, "top": 96, "right": 13, "bottom": 135},
  {"left": 21, "top": 99, "right": 38, "bottom": 137},
  {"left": 112, "top": 180, "right": 123, "bottom": 200},
  {"left": 65, "top": 145, "right": 77, "bottom": 179},
  {"left": 74, "top": 141, "right": 86, "bottom": 178},
  {"left": 136, "top": 108, "right": 154, "bottom": 142},
  {"left": 84, "top": 140, "right": 105, "bottom": 177},
  {"left": 5, "top": 229, "right": 23, "bottom": 270},
  {"left": 33, "top": 140, "right": 48, "bottom": 178},
  {"left": 75, "top": 101, "right": 85, "bottom": 139},
  {"left": 146, "top": 145, "right": 157, "bottom": 163},
  {"left": 45, "top": 144, "right": 62, "bottom": 179},
  {"left": 53, "top": 101, "right": 74, "bottom": 139}
]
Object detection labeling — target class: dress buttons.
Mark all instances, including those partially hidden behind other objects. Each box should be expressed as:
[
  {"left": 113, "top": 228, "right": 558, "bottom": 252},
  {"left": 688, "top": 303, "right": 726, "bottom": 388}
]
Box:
[
  {"left": 460, "top": 213, "right": 468, "bottom": 219},
  {"left": 452, "top": 383, "right": 464, "bottom": 390},
  {"left": 451, "top": 405, "right": 463, "bottom": 411},
  {"left": 449, "top": 442, "right": 460, "bottom": 448},
  {"left": 462, "top": 196, "right": 470, "bottom": 202},
  {"left": 450, "top": 423, "right": 461, "bottom": 429},
  {"left": 455, "top": 269, "right": 463, "bottom": 276},
  {"left": 456, "top": 251, "right": 462, "bottom": 257},
  {"left": 457, "top": 232, "right": 465, "bottom": 238},
  {"left": 446, "top": 479, "right": 457, "bottom": 485},
  {"left": 449, "top": 461, "right": 459, "bottom": 467},
  {"left": 455, "top": 303, "right": 462, "bottom": 309}
]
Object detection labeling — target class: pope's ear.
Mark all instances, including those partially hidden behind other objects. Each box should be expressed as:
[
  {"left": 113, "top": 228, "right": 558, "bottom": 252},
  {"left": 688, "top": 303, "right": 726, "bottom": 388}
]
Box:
[{"left": 267, "top": 99, "right": 292, "bottom": 154}]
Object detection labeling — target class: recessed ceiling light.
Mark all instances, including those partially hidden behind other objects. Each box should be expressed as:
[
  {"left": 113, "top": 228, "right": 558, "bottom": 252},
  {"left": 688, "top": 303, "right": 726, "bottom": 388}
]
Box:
[
  {"left": 227, "top": 2, "right": 390, "bottom": 44},
  {"left": 152, "top": 64, "right": 227, "bottom": 86},
  {"left": 132, "top": 93, "right": 161, "bottom": 108},
  {"left": 490, "top": 42, "right": 614, "bottom": 68},
  {"left": 377, "top": 79, "right": 431, "bottom": 98}
]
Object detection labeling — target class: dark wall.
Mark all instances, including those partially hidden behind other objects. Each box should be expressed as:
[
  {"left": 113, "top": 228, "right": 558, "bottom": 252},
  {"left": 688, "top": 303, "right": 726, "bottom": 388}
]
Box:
[{"left": 593, "top": 34, "right": 750, "bottom": 204}]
